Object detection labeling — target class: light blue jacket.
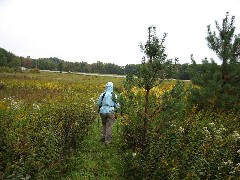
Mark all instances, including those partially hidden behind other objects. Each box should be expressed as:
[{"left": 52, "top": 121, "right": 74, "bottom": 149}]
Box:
[{"left": 97, "top": 82, "right": 120, "bottom": 114}]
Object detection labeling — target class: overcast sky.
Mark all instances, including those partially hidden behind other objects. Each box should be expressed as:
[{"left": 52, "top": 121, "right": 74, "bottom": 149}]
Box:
[{"left": 0, "top": 0, "right": 240, "bottom": 66}]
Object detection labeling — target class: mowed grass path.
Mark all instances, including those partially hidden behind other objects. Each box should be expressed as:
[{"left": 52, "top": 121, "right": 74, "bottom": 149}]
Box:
[{"left": 65, "top": 117, "right": 124, "bottom": 180}]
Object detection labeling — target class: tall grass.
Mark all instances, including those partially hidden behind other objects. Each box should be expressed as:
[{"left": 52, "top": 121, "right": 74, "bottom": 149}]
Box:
[{"left": 0, "top": 71, "right": 124, "bottom": 179}]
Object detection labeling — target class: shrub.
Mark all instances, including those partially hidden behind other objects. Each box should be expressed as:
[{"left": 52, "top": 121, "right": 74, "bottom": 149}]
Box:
[
  {"left": 0, "top": 67, "right": 21, "bottom": 73},
  {"left": 29, "top": 68, "right": 40, "bottom": 73},
  {"left": 0, "top": 95, "right": 96, "bottom": 179},
  {"left": 120, "top": 82, "right": 240, "bottom": 179}
]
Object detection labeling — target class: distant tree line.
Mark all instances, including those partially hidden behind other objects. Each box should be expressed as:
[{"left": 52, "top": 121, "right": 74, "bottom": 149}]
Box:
[{"left": 1, "top": 46, "right": 195, "bottom": 80}]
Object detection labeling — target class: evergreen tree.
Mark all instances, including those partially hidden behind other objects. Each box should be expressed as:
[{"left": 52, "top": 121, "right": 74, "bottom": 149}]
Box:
[
  {"left": 125, "top": 26, "right": 177, "bottom": 147},
  {"left": 177, "top": 63, "right": 190, "bottom": 80},
  {"left": 190, "top": 13, "right": 240, "bottom": 110},
  {"left": 58, "top": 60, "right": 63, "bottom": 72},
  {"left": 0, "top": 54, "right": 7, "bottom": 67},
  {"left": 8, "top": 57, "right": 21, "bottom": 68}
]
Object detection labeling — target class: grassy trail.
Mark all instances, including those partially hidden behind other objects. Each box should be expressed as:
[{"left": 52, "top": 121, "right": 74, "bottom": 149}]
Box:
[{"left": 66, "top": 117, "right": 124, "bottom": 179}]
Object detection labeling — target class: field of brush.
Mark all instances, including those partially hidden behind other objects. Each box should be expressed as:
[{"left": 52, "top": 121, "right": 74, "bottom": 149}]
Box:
[
  {"left": 0, "top": 71, "right": 126, "bottom": 179},
  {"left": 0, "top": 71, "right": 239, "bottom": 179}
]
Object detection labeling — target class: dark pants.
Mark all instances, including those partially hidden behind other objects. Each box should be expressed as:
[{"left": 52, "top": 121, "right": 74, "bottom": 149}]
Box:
[{"left": 100, "top": 113, "right": 115, "bottom": 144}]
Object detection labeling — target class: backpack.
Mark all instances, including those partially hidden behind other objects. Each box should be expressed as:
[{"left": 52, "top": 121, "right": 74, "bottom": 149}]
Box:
[{"left": 98, "top": 92, "right": 117, "bottom": 113}]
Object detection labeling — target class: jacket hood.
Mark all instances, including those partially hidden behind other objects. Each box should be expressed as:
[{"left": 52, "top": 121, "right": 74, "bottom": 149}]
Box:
[{"left": 106, "top": 82, "right": 113, "bottom": 92}]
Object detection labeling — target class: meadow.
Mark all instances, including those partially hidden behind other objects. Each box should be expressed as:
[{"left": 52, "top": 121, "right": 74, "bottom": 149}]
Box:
[
  {"left": 0, "top": 71, "right": 124, "bottom": 179},
  {"left": 0, "top": 71, "right": 239, "bottom": 179}
]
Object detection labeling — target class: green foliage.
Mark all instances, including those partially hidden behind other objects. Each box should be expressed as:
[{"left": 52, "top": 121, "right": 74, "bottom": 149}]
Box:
[
  {"left": 0, "top": 66, "right": 21, "bottom": 73},
  {"left": 188, "top": 58, "right": 222, "bottom": 109},
  {"left": 120, "top": 16, "right": 240, "bottom": 177},
  {"left": 1, "top": 46, "right": 190, "bottom": 77},
  {"left": 144, "top": 109, "right": 240, "bottom": 179},
  {"left": 120, "top": 81, "right": 186, "bottom": 178},
  {"left": 176, "top": 63, "right": 190, "bottom": 80},
  {"left": 134, "top": 25, "right": 178, "bottom": 147},
  {"left": 8, "top": 57, "right": 21, "bottom": 68},
  {"left": 189, "top": 12, "right": 240, "bottom": 111},
  {"left": 29, "top": 68, "right": 40, "bottom": 73},
  {"left": 0, "top": 54, "right": 7, "bottom": 67},
  {"left": 206, "top": 12, "right": 240, "bottom": 63},
  {"left": 139, "top": 26, "right": 177, "bottom": 89},
  {"left": 0, "top": 72, "right": 101, "bottom": 179},
  {"left": 120, "top": 80, "right": 240, "bottom": 179},
  {"left": 66, "top": 120, "right": 124, "bottom": 179},
  {"left": 124, "top": 64, "right": 141, "bottom": 75},
  {"left": 0, "top": 47, "right": 19, "bottom": 68},
  {"left": 0, "top": 97, "right": 96, "bottom": 179}
]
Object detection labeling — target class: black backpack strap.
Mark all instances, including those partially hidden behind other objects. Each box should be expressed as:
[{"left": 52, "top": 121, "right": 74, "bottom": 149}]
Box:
[
  {"left": 101, "top": 92, "right": 106, "bottom": 106},
  {"left": 98, "top": 92, "right": 106, "bottom": 113}
]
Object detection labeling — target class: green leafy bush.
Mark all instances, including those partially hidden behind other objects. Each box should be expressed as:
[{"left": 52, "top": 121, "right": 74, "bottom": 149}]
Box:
[
  {"left": 29, "top": 68, "right": 39, "bottom": 73},
  {"left": 0, "top": 67, "right": 21, "bottom": 73},
  {"left": 0, "top": 95, "right": 96, "bottom": 179},
  {"left": 120, "top": 82, "right": 240, "bottom": 179}
]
